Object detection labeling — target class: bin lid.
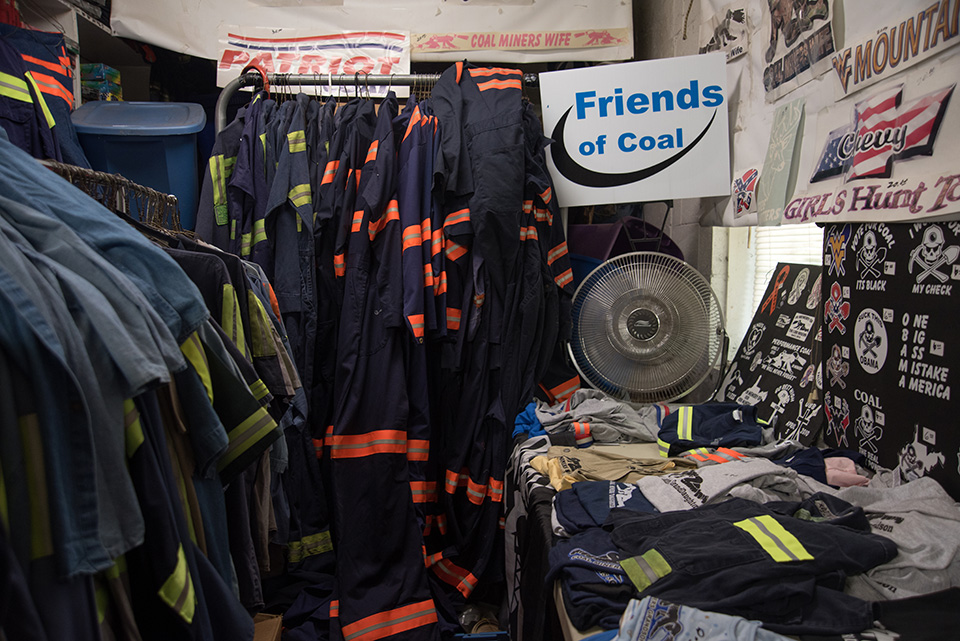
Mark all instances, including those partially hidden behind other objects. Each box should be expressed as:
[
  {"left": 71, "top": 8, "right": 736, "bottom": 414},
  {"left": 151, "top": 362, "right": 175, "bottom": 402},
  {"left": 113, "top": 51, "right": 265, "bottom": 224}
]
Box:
[{"left": 72, "top": 101, "right": 206, "bottom": 135}]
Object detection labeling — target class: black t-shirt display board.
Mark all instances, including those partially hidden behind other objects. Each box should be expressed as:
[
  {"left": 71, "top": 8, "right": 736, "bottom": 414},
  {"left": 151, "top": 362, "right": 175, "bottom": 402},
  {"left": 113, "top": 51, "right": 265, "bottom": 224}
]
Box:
[
  {"left": 718, "top": 262, "right": 824, "bottom": 445},
  {"left": 821, "top": 221, "right": 959, "bottom": 499}
]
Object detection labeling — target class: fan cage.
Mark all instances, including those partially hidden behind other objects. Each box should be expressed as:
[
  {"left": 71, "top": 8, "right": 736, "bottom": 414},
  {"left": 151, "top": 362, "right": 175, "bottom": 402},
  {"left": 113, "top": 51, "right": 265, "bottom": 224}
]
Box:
[{"left": 569, "top": 252, "right": 725, "bottom": 404}]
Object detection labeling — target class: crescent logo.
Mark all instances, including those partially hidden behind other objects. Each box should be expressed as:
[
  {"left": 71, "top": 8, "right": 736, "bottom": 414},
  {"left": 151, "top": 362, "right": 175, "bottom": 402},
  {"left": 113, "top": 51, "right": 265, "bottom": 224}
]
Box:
[{"left": 549, "top": 107, "right": 719, "bottom": 188}]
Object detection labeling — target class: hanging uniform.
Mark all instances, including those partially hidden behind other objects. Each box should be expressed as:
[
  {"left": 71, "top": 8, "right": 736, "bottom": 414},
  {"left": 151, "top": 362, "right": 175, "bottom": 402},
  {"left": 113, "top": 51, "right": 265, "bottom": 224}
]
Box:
[
  {"left": 0, "top": 38, "right": 60, "bottom": 161},
  {"left": 327, "top": 93, "right": 440, "bottom": 641},
  {"left": 430, "top": 62, "right": 530, "bottom": 600}
]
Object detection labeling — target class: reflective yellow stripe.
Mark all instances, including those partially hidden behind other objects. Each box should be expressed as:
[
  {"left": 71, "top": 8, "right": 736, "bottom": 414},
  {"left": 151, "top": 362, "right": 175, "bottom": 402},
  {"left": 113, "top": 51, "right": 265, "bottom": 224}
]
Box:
[
  {"left": 259, "top": 132, "right": 266, "bottom": 155},
  {"left": 677, "top": 406, "right": 693, "bottom": 441},
  {"left": 123, "top": 398, "right": 145, "bottom": 459},
  {"left": 620, "top": 548, "right": 671, "bottom": 592},
  {"left": 288, "top": 183, "right": 312, "bottom": 208},
  {"left": 0, "top": 70, "right": 31, "bottom": 102},
  {"left": 218, "top": 406, "right": 277, "bottom": 472},
  {"left": 209, "top": 155, "right": 226, "bottom": 205},
  {"left": 240, "top": 231, "right": 252, "bottom": 257},
  {"left": 104, "top": 555, "right": 126, "bottom": 580},
  {"left": 230, "top": 219, "right": 237, "bottom": 240},
  {"left": 95, "top": 578, "right": 109, "bottom": 624},
  {"left": 734, "top": 515, "right": 813, "bottom": 563},
  {"left": 25, "top": 73, "right": 55, "bottom": 128},
  {"left": 657, "top": 438, "right": 670, "bottom": 458},
  {"left": 287, "top": 129, "right": 307, "bottom": 153},
  {"left": 180, "top": 332, "right": 213, "bottom": 404},
  {"left": 249, "top": 378, "right": 270, "bottom": 402},
  {"left": 251, "top": 218, "right": 267, "bottom": 248},
  {"left": 158, "top": 544, "right": 196, "bottom": 624},
  {"left": 287, "top": 529, "right": 333, "bottom": 563},
  {"left": 247, "top": 291, "right": 277, "bottom": 358},
  {"left": 20, "top": 414, "right": 53, "bottom": 560},
  {"left": 221, "top": 284, "right": 247, "bottom": 358}
]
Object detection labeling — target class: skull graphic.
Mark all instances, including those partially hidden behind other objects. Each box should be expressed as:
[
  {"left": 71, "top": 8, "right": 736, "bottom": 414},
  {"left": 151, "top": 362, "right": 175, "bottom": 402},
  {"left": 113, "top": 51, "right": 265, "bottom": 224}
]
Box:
[
  {"left": 856, "top": 404, "right": 882, "bottom": 452},
  {"left": 858, "top": 320, "right": 881, "bottom": 357},
  {"left": 858, "top": 231, "right": 886, "bottom": 278},
  {"left": 922, "top": 226, "right": 944, "bottom": 265},
  {"left": 909, "top": 224, "right": 958, "bottom": 283},
  {"left": 827, "top": 344, "right": 849, "bottom": 388}
]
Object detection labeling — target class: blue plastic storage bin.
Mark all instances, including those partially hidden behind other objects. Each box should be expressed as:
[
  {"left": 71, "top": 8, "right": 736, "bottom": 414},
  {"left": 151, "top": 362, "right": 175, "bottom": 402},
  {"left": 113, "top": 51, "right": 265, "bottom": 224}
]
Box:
[{"left": 71, "top": 101, "right": 206, "bottom": 230}]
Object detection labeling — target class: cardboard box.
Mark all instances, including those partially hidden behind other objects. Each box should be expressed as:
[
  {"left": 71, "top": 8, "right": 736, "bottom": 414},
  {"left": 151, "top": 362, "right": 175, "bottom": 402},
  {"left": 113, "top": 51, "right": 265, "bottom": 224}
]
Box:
[{"left": 253, "top": 613, "right": 282, "bottom": 641}]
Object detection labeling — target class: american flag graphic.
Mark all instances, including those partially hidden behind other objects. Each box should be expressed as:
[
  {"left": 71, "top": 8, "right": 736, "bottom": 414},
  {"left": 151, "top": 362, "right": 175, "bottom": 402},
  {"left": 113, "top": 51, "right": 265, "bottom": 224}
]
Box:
[
  {"left": 849, "top": 85, "right": 904, "bottom": 179},
  {"left": 849, "top": 83, "right": 954, "bottom": 180},
  {"left": 811, "top": 124, "right": 852, "bottom": 183}
]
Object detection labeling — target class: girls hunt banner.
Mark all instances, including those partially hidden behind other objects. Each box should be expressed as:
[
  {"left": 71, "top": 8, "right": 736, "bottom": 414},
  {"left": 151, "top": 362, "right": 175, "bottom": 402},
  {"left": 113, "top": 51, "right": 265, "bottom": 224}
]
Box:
[
  {"left": 697, "top": 0, "right": 960, "bottom": 227},
  {"left": 821, "top": 221, "right": 960, "bottom": 499},
  {"left": 718, "top": 262, "right": 824, "bottom": 445}
]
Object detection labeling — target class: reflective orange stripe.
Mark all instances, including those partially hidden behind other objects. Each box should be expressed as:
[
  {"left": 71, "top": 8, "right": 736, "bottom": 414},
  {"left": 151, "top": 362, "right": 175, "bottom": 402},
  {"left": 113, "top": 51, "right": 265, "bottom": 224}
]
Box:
[
  {"left": 446, "top": 307, "right": 461, "bottom": 331},
  {"left": 547, "top": 242, "right": 568, "bottom": 266},
  {"left": 473, "top": 293, "right": 485, "bottom": 308},
  {"left": 469, "top": 67, "right": 522, "bottom": 77},
  {"left": 419, "top": 217, "right": 432, "bottom": 246},
  {"left": 365, "top": 140, "right": 379, "bottom": 164},
  {"left": 717, "top": 447, "right": 745, "bottom": 459},
  {"left": 422, "top": 263, "right": 434, "bottom": 289},
  {"left": 330, "top": 600, "right": 339, "bottom": 618},
  {"left": 539, "top": 186, "right": 553, "bottom": 204},
  {"left": 436, "top": 513, "right": 448, "bottom": 534},
  {"left": 534, "top": 206, "right": 553, "bottom": 224},
  {"left": 334, "top": 253, "right": 345, "bottom": 277},
  {"left": 555, "top": 268, "right": 573, "bottom": 288},
  {"left": 341, "top": 600, "right": 437, "bottom": 641},
  {"left": 444, "top": 208, "right": 470, "bottom": 228},
  {"left": 402, "top": 224, "right": 422, "bottom": 252},
  {"left": 477, "top": 78, "right": 522, "bottom": 91},
  {"left": 519, "top": 226, "right": 539, "bottom": 241},
  {"left": 487, "top": 478, "right": 504, "bottom": 502},
  {"left": 444, "top": 467, "right": 466, "bottom": 493},
  {"left": 549, "top": 376, "right": 580, "bottom": 403},
  {"left": 403, "top": 106, "right": 422, "bottom": 142},
  {"left": 499, "top": 516, "right": 506, "bottom": 530},
  {"left": 368, "top": 200, "right": 399, "bottom": 241},
  {"left": 312, "top": 438, "right": 323, "bottom": 459},
  {"left": 465, "top": 476, "right": 486, "bottom": 505},
  {"left": 434, "top": 559, "right": 478, "bottom": 598},
  {"left": 685, "top": 451, "right": 708, "bottom": 462},
  {"left": 407, "top": 314, "right": 425, "bottom": 339},
  {"left": 351, "top": 210, "right": 364, "bottom": 233},
  {"left": 268, "top": 284, "right": 281, "bottom": 319},
  {"left": 410, "top": 481, "right": 436, "bottom": 503},
  {"left": 444, "top": 240, "right": 467, "bottom": 262},
  {"left": 435, "top": 271, "right": 447, "bottom": 296},
  {"left": 425, "top": 550, "right": 443, "bottom": 567},
  {"left": 522, "top": 200, "right": 533, "bottom": 214},
  {"left": 26, "top": 71, "right": 72, "bottom": 104},
  {"left": 573, "top": 421, "right": 592, "bottom": 444},
  {"left": 327, "top": 430, "right": 406, "bottom": 459},
  {"left": 21, "top": 54, "right": 66, "bottom": 75},
  {"left": 455, "top": 61, "right": 463, "bottom": 83},
  {"left": 431, "top": 229, "right": 443, "bottom": 256},
  {"left": 322, "top": 160, "right": 339, "bottom": 185}
]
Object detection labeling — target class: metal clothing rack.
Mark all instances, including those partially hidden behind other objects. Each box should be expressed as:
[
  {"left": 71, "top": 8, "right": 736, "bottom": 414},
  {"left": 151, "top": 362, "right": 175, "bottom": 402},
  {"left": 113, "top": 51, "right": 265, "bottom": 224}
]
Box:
[
  {"left": 41, "top": 159, "right": 187, "bottom": 232},
  {"left": 215, "top": 70, "right": 540, "bottom": 133}
]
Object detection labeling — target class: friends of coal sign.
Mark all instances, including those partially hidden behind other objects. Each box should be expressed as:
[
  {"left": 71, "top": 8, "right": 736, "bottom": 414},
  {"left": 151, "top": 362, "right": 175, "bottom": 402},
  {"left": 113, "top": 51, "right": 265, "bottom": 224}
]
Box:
[{"left": 539, "top": 53, "right": 731, "bottom": 207}]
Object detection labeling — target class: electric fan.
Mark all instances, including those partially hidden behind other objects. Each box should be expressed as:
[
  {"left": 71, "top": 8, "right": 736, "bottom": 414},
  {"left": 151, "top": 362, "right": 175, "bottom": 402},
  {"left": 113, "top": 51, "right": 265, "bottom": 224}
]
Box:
[{"left": 568, "top": 252, "right": 726, "bottom": 404}]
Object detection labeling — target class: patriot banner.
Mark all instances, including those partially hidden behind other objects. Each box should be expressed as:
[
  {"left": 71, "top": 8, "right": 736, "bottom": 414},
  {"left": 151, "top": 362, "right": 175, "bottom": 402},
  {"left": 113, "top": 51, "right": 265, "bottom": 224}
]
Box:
[{"left": 216, "top": 28, "right": 410, "bottom": 96}]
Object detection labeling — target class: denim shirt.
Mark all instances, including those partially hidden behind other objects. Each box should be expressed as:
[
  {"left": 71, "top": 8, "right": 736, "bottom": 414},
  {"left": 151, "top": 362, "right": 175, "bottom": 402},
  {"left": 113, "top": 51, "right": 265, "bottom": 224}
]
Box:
[{"left": 0, "top": 136, "right": 209, "bottom": 343}]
